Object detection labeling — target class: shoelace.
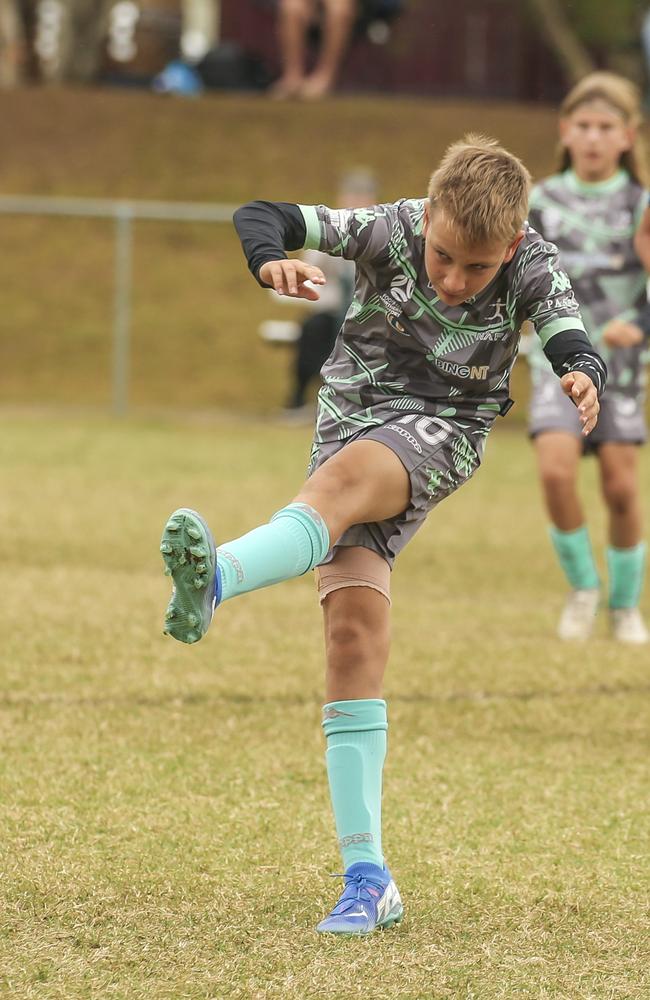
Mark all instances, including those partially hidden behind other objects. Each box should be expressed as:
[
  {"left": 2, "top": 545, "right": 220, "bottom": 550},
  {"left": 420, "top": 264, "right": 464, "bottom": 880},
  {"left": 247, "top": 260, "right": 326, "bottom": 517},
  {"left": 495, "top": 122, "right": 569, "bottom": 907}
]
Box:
[{"left": 330, "top": 871, "right": 385, "bottom": 903}]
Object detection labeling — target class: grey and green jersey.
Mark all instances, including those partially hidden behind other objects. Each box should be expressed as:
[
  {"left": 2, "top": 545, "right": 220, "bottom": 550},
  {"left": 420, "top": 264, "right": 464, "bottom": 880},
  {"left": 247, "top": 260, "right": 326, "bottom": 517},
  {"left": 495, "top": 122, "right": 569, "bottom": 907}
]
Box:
[
  {"left": 234, "top": 198, "right": 606, "bottom": 433},
  {"left": 528, "top": 169, "right": 647, "bottom": 395},
  {"left": 234, "top": 197, "right": 606, "bottom": 563}
]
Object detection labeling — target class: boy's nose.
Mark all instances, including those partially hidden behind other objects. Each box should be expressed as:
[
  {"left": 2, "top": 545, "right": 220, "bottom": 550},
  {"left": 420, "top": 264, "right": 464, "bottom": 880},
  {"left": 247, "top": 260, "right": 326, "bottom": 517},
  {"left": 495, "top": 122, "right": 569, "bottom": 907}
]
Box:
[{"left": 443, "top": 270, "right": 466, "bottom": 294}]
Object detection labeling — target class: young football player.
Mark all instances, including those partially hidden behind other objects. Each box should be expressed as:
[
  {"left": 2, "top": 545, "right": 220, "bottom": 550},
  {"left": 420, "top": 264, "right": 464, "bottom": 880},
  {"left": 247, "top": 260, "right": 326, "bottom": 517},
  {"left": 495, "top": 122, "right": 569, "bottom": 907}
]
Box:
[
  {"left": 527, "top": 73, "right": 650, "bottom": 643},
  {"left": 160, "top": 135, "right": 606, "bottom": 934}
]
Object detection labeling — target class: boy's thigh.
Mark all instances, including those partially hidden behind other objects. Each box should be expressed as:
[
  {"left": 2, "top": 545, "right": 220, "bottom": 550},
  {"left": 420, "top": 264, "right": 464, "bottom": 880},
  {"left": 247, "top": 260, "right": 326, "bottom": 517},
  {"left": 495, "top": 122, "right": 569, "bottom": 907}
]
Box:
[{"left": 313, "top": 410, "right": 491, "bottom": 567}]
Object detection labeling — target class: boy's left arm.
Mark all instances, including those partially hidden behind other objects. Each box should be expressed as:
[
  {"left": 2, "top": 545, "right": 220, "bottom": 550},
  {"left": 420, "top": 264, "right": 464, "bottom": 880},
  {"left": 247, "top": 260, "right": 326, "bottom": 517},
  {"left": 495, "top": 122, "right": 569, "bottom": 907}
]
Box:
[
  {"left": 519, "top": 240, "right": 607, "bottom": 435},
  {"left": 543, "top": 330, "right": 606, "bottom": 436}
]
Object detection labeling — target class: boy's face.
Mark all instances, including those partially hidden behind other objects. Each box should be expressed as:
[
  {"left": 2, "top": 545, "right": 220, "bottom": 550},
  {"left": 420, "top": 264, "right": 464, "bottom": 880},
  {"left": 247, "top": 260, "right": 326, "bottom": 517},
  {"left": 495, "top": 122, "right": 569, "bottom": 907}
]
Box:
[
  {"left": 422, "top": 204, "right": 523, "bottom": 307},
  {"left": 559, "top": 99, "right": 633, "bottom": 182}
]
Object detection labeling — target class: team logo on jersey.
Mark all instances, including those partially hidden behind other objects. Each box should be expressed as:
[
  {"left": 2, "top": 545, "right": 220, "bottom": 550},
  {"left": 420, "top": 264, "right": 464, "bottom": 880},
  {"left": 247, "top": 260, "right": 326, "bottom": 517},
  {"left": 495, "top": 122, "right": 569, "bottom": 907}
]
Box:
[
  {"left": 430, "top": 357, "right": 490, "bottom": 380},
  {"left": 386, "top": 313, "right": 407, "bottom": 334},
  {"left": 389, "top": 273, "right": 415, "bottom": 303},
  {"left": 485, "top": 299, "right": 506, "bottom": 323},
  {"left": 379, "top": 292, "right": 403, "bottom": 317}
]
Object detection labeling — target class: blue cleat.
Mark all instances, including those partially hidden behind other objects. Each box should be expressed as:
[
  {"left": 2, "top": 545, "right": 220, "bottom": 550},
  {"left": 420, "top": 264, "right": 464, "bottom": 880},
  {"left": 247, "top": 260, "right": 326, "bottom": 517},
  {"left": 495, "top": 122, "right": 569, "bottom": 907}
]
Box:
[
  {"left": 160, "top": 508, "right": 221, "bottom": 644},
  {"left": 316, "top": 861, "right": 403, "bottom": 935}
]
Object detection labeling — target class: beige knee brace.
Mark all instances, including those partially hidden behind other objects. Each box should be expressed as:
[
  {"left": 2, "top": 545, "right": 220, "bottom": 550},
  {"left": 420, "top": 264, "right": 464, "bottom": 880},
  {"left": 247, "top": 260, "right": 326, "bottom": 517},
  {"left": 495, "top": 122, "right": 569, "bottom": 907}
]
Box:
[{"left": 315, "top": 545, "right": 391, "bottom": 604}]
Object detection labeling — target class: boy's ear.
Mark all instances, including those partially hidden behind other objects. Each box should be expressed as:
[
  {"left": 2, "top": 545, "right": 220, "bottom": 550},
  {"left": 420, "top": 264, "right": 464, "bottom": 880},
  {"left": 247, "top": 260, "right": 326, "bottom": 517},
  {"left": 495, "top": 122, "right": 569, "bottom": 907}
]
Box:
[
  {"left": 422, "top": 199, "right": 430, "bottom": 236},
  {"left": 503, "top": 230, "right": 525, "bottom": 263}
]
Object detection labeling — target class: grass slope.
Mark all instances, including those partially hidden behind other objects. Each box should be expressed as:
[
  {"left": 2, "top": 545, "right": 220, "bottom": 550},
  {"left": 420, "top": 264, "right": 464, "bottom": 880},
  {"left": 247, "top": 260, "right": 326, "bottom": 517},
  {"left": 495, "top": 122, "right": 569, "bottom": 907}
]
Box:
[
  {"left": 0, "top": 88, "right": 559, "bottom": 415},
  {"left": 1, "top": 413, "right": 648, "bottom": 998}
]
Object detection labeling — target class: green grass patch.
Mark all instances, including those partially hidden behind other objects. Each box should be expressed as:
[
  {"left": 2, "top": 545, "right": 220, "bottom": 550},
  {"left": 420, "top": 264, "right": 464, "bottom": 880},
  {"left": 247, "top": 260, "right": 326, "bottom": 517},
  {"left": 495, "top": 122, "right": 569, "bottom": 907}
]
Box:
[{"left": 1, "top": 413, "right": 649, "bottom": 998}]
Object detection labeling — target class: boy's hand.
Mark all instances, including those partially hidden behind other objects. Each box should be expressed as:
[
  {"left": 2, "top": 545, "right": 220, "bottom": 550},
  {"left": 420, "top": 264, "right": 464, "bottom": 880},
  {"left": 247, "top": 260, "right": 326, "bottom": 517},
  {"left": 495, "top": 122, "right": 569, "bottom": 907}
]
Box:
[
  {"left": 259, "top": 259, "right": 326, "bottom": 300},
  {"left": 602, "top": 319, "right": 644, "bottom": 348},
  {"left": 560, "top": 371, "right": 599, "bottom": 436}
]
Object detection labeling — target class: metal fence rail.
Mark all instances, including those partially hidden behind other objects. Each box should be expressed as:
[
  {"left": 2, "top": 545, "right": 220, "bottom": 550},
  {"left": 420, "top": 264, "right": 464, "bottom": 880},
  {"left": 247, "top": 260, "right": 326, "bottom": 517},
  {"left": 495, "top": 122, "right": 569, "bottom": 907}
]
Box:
[{"left": 0, "top": 194, "right": 238, "bottom": 415}]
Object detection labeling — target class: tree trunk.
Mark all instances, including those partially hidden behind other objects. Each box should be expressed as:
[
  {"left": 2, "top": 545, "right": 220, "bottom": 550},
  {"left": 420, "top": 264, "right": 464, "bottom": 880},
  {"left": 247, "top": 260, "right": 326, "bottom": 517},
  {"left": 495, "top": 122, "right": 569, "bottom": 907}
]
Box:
[{"left": 525, "top": 0, "right": 595, "bottom": 85}]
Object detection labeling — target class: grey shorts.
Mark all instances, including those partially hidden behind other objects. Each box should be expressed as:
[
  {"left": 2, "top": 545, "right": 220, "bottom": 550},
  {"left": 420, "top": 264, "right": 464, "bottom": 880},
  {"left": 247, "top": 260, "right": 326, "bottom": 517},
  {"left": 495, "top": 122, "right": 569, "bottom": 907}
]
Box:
[
  {"left": 309, "top": 405, "right": 492, "bottom": 567},
  {"left": 529, "top": 370, "right": 647, "bottom": 448}
]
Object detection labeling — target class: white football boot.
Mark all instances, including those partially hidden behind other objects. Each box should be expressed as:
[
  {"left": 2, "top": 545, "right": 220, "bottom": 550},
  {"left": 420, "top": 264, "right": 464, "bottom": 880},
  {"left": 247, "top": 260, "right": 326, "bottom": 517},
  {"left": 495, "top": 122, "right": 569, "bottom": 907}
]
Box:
[
  {"left": 610, "top": 607, "right": 649, "bottom": 644},
  {"left": 557, "top": 588, "right": 600, "bottom": 641}
]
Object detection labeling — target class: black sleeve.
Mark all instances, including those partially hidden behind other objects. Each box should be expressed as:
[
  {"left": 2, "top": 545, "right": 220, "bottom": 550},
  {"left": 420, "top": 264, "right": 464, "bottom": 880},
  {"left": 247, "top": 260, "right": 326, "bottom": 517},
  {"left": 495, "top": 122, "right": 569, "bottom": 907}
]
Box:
[
  {"left": 232, "top": 201, "right": 307, "bottom": 285},
  {"left": 543, "top": 328, "right": 608, "bottom": 397}
]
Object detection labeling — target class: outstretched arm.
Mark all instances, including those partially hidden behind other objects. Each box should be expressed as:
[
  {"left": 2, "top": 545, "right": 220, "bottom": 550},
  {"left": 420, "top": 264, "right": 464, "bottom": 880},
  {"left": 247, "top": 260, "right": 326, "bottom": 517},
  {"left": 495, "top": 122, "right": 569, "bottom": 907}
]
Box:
[
  {"left": 233, "top": 200, "right": 326, "bottom": 300},
  {"left": 543, "top": 328, "right": 607, "bottom": 436},
  {"left": 559, "top": 370, "right": 599, "bottom": 436}
]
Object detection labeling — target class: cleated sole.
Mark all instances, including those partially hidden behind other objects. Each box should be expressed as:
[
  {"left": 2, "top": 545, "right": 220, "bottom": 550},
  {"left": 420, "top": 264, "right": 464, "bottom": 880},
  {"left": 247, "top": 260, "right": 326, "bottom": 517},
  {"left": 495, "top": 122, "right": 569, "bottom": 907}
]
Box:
[{"left": 160, "top": 508, "right": 217, "bottom": 644}]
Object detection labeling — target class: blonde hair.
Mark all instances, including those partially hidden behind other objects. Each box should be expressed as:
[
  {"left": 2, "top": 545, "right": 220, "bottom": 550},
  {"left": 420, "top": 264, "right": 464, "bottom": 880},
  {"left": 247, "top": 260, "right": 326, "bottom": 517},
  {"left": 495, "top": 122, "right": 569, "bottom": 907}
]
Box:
[
  {"left": 427, "top": 134, "right": 531, "bottom": 245},
  {"left": 556, "top": 71, "right": 646, "bottom": 184}
]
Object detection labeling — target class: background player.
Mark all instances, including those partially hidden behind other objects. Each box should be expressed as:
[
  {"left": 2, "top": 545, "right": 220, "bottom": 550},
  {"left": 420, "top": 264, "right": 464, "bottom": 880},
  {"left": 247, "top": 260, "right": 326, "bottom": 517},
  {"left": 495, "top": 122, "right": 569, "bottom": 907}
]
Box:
[
  {"left": 160, "top": 136, "right": 605, "bottom": 935},
  {"left": 527, "top": 72, "right": 650, "bottom": 643}
]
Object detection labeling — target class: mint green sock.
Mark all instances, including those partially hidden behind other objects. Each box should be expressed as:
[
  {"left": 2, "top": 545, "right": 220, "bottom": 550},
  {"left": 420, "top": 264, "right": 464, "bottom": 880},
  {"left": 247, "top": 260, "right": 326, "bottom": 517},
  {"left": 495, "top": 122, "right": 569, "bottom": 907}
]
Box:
[
  {"left": 549, "top": 525, "right": 599, "bottom": 591},
  {"left": 322, "top": 699, "right": 387, "bottom": 870},
  {"left": 607, "top": 542, "right": 646, "bottom": 609},
  {"left": 216, "top": 502, "right": 329, "bottom": 602}
]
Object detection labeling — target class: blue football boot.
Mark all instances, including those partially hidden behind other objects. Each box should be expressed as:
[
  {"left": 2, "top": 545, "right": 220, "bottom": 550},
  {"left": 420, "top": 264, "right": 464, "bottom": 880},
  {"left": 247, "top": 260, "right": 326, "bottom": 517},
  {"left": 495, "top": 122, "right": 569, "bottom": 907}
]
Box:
[
  {"left": 316, "top": 861, "right": 403, "bottom": 935},
  {"left": 160, "top": 508, "right": 221, "bottom": 644}
]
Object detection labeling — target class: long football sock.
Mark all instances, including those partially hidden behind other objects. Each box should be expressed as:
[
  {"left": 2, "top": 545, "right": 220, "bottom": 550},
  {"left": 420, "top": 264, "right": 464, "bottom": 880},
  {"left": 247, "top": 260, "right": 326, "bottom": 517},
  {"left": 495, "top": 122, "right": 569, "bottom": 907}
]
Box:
[
  {"left": 323, "top": 699, "right": 387, "bottom": 870},
  {"left": 607, "top": 542, "right": 646, "bottom": 609},
  {"left": 549, "top": 524, "right": 599, "bottom": 591},
  {"left": 215, "top": 502, "right": 329, "bottom": 602}
]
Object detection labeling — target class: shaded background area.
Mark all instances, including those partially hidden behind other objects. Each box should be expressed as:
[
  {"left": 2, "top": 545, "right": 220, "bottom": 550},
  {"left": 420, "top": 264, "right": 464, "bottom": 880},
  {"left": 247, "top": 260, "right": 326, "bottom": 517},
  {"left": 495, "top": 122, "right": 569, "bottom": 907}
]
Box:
[{"left": 0, "top": 89, "right": 564, "bottom": 415}]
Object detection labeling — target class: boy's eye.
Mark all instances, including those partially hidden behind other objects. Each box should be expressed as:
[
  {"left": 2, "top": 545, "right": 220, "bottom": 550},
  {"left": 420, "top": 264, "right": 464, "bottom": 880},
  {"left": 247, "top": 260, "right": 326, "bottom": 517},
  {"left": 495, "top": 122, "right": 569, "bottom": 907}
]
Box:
[
  {"left": 436, "top": 250, "right": 450, "bottom": 261},
  {"left": 471, "top": 264, "right": 487, "bottom": 271}
]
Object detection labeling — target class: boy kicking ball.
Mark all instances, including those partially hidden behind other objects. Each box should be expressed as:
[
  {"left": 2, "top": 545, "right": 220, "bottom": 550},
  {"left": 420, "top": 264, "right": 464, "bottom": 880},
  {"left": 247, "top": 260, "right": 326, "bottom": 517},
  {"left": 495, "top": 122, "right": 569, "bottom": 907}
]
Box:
[{"left": 160, "top": 135, "right": 606, "bottom": 935}]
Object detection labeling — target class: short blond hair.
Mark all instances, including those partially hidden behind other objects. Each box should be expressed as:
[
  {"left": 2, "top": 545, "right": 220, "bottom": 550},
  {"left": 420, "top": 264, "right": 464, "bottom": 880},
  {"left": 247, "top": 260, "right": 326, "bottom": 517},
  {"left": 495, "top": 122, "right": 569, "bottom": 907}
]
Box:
[
  {"left": 427, "top": 134, "right": 531, "bottom": 244},
  {"left": 557, "top": 71, "right": 646, "bottom": 184}
]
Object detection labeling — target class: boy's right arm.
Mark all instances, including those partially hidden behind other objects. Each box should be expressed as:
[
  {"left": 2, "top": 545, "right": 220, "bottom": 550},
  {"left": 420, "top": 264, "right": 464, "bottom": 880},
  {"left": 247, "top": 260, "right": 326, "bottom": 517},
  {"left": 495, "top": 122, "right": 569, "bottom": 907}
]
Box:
[
  {"left": 233, "top": 201, "right": 326, "bottom": 300},
  {"left": 234, "top": 198, "right": 392, "bottom": 299}
]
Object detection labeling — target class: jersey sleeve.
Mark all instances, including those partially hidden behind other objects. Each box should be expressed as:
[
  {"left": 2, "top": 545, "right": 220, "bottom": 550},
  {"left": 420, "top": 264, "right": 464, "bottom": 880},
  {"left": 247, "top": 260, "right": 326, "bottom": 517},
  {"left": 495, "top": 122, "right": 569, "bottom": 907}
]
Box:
[
  {"left": 298, "top": 203, "right": 396, "bottom": 266},
  {"left": 233, "top": 199, "right": 396, "bottom": 285},
  {"left": 515, "top": 238, "right": 607, "bottom": 395},
  {"left": 233, "top": 201, "right": 307, "bottom": 283}
]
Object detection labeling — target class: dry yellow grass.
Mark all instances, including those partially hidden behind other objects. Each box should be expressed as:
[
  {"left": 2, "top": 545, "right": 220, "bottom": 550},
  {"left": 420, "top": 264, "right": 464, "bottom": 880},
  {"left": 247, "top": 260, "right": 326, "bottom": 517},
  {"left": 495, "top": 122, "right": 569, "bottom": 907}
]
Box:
[{"left": 0, "top": 413, "right": 649, "bottom": 998}]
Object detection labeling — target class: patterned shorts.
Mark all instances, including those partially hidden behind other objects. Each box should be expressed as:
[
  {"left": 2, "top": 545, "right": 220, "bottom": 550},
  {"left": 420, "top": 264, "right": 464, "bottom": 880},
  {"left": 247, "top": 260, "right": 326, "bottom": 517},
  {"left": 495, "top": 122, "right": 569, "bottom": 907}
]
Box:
[
  {"left": 529, "top": 369, "right": 646, "bottom": 448},
  {"left": 308, "top": 402, "right": 493, "bottom": 567}
]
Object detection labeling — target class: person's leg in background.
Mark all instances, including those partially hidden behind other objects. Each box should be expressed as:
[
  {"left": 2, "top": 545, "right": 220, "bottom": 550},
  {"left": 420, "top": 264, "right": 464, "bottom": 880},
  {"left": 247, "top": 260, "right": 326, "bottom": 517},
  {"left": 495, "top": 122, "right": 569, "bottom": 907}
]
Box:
[
  {"left": 286, "top": 312, "right": 338, "bottom": 410},
  {"left": 300, "top": 0, "right": 355, "bottom": 98},
  {"left": 598, "top": 442, "right": 648, "bottom": 643},
  {"left": 269, "top": 0, "right": 313, "bottom": 98},
  {"left": 534, "top": 431, "right": 600, "bottom": 639}
]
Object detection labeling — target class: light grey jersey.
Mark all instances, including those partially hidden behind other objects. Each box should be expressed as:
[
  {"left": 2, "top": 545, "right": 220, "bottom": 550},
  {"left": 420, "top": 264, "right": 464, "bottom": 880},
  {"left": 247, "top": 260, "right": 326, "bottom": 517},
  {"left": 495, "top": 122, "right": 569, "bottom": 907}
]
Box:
[
  {"left": 528, "top": 169, "right": 648, "bottom": 396},
  {"left": 298, "top": 199, "right": 589, "bottom": 442}
]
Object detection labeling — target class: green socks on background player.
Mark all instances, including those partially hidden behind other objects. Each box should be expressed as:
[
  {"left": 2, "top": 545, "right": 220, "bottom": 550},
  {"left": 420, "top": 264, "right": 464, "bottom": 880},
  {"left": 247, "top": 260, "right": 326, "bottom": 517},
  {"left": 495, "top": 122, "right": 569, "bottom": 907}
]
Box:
[
  {"left": 550, "top": 526, "right": 646, "bottom": 608},
  {"left": 216, "top": 501, "right": 330, "bottom": 601},
  {"left": 607, "top": 542, "right": 646, "bottom": 609},
  {"left": 322, "top": 699, "right": 387, "bottom": 870},
  {"left": 549, "top": 524, "right": 599, "bottom": 591}
]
